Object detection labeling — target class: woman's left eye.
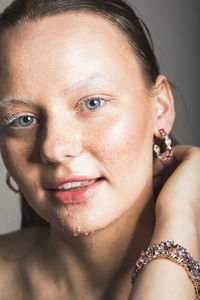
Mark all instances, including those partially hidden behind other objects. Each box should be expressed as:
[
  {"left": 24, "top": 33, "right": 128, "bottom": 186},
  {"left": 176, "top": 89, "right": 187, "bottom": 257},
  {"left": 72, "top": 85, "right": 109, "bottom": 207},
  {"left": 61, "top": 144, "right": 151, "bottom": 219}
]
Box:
[{"left": 78, "top": 97, "right": 106, "bottom": 112}]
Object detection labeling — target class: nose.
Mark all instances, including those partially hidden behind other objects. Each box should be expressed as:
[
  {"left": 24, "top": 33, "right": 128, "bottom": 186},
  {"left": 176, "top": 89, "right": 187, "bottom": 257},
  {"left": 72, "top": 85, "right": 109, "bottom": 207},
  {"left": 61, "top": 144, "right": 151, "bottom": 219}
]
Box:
[{"left": 39, "top": 117, "right": 83, "bottom": 165}]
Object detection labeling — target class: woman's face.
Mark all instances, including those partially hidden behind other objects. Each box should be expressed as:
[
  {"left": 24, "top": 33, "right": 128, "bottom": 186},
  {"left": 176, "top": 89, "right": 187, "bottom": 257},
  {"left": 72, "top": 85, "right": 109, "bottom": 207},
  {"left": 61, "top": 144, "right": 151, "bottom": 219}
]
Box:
[{"left": 0, "top": 12, "right": 157, "bottom": 235}]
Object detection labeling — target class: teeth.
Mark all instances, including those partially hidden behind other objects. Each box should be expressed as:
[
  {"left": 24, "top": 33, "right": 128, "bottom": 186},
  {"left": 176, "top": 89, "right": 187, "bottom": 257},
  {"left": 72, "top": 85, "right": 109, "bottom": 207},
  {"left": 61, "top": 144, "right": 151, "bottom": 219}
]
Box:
[
  {"left": 71, "top": 181, "right": 82, "bottom": 188},
  {"left": 56, "top": 180, "right": 93, "bottom": 191}
]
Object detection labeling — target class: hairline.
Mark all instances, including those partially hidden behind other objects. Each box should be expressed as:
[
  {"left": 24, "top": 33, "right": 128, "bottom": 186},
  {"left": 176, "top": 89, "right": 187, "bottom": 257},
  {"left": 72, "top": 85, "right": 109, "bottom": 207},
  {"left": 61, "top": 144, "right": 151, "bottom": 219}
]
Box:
[{"left": 0, "top": 8, "right": 155, "bottom": 91}]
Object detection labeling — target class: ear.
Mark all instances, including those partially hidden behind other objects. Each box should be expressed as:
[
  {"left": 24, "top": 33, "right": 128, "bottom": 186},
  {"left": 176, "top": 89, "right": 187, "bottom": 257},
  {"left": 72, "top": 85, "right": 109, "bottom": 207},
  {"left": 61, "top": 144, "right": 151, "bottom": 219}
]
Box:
[{"left": 152, "top": 75, "right": 175, "bottom": 137}]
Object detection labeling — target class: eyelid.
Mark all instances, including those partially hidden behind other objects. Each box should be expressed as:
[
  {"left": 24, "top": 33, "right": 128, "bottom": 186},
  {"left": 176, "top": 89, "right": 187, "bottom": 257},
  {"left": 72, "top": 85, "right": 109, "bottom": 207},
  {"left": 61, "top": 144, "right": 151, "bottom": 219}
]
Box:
[
  {"left": 76, "top": 95, "right": 110, "bottom": 112},
  {"left": 0, "top": 112, "right": 38, "bottom": 127}
]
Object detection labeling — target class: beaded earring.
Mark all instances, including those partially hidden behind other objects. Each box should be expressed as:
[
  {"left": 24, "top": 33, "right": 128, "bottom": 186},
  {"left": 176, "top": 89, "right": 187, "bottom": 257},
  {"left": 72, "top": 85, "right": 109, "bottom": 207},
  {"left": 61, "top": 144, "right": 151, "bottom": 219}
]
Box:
[{"left": 153, "top": 128, "right": 172, "bottom": 161}]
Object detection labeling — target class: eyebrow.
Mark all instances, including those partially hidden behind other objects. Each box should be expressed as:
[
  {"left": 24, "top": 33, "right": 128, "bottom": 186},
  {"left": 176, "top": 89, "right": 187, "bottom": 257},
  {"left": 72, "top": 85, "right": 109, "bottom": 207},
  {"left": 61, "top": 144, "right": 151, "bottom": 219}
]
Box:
[
  {"left": 0, "top": 74, "right": 115, "bottom": 107},
  {"left": 64, "top": 74, "right": 115, "bottom": 93},
  {"left": 0, "top": 98, "right": 35, "bottom": 108}
]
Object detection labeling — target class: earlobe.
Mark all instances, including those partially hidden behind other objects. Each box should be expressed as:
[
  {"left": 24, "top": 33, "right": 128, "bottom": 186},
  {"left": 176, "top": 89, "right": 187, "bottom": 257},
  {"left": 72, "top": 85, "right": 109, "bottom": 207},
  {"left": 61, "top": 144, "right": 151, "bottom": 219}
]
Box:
[{"left": 153, "top": 75, "right": 175, "bottom": 136}]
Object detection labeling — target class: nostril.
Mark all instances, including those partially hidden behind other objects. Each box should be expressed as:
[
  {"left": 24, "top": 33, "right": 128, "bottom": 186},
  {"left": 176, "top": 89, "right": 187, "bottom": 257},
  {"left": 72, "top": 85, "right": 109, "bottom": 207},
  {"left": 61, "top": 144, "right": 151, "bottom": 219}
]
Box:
[{"left": 40, "top": 147, "right": 73, "bottom": 164}]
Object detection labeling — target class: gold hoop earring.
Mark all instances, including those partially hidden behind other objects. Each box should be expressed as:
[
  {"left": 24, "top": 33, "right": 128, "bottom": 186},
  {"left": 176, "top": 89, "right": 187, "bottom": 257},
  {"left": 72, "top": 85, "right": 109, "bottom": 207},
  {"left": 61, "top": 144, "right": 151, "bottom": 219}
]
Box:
[
  {"left": 153, "top": 128, "right": 173, "bottom": 161},
  {"left": 6, "top": 173, "right": 20, "bottom": 194}
]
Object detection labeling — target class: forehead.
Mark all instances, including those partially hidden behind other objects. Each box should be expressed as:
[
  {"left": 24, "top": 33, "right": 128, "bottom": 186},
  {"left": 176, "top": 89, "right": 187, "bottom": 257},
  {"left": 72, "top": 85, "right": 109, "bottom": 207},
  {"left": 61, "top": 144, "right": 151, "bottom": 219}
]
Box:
[
  {"left": 0, "top": 12, "right": 145, "bottom": 96},
  {"left": 1, "top": 12, "right": 133, "bottom": 55}
]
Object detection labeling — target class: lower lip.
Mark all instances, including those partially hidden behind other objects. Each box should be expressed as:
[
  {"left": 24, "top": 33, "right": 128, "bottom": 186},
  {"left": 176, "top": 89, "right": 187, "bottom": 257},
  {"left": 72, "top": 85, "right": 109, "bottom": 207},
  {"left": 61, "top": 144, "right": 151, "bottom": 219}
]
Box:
[{"left": 50, "top": 179, "right": 103, "bottom": 205}]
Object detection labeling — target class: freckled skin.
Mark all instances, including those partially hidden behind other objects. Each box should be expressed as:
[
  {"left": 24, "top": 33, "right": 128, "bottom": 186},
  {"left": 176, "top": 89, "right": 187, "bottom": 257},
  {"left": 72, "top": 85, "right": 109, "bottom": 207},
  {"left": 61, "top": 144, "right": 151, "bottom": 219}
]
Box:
[{"left": 0, "top": 12, "right": 156, "bottom": 235}]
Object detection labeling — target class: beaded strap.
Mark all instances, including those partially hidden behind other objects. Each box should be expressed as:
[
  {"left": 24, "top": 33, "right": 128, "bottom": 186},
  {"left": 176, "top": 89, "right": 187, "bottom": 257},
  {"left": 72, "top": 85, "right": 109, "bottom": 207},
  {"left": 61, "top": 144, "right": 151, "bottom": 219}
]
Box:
[{"left": 132, "top": 241, "right": 200, "bottom": 299}]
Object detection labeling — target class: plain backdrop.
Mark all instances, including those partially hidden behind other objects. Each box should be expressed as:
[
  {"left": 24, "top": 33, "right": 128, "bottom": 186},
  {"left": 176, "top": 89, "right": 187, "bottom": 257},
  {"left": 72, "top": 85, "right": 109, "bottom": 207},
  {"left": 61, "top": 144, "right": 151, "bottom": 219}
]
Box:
[{"left": 0, "top": 0, "right": 199, "bottom": 234}]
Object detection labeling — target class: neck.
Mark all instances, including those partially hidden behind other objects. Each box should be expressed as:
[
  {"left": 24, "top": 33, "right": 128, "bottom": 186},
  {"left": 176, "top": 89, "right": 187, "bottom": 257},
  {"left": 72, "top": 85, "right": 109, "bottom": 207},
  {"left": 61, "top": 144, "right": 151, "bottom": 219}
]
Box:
[{"left": 42, "top": 191, "right": 155, "bottom": 298}]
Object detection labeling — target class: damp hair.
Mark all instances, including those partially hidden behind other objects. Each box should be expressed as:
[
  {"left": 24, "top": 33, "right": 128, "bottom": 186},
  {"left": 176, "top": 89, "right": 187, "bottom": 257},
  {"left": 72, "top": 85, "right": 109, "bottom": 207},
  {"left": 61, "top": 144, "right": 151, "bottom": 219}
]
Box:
[{"left": 0, "top": 0, "right": 177, "bottom": 228}]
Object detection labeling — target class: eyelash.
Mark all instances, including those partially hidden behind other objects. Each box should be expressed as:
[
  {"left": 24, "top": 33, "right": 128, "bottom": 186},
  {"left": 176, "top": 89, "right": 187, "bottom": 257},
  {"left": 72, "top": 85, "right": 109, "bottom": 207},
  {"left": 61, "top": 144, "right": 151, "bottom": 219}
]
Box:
[
  {"left": 0, "top": 112, "right": 38, "bottom": 128},
  {"left": 0, "top": 96, "right": 109, "bottom": 128},
  {"left": 76, "top": 96, "right": 108, "bottom": 112}
]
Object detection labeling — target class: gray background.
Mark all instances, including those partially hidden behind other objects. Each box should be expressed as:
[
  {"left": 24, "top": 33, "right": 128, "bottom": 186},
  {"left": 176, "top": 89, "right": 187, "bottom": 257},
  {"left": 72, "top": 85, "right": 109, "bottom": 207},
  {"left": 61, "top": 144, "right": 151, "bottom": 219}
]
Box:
[{"left": 0, "top": 0, "right": 199, "bottom": 234}]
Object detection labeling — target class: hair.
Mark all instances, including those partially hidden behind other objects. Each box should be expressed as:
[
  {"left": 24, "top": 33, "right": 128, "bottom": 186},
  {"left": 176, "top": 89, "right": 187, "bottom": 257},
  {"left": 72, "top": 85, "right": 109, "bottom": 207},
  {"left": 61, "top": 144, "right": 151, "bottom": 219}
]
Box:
[
  {"left": 0, "top": 0, "right": 160, "bottom": 86},
  {"left": 0, "top": 0, "right": 177, "bottom": 228}
]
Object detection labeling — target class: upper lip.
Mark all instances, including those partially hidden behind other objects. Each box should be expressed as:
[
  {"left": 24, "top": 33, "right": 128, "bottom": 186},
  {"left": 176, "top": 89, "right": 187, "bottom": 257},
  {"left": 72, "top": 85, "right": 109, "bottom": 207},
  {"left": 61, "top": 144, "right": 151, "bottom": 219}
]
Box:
[{"left": 45, "top": 176, "right": 102, "bottom": 190}]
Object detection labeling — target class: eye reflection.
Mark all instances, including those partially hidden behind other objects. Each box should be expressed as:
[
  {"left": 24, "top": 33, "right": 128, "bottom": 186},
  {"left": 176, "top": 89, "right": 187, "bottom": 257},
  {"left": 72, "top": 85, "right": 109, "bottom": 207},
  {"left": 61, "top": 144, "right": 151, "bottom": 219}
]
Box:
[
  {"left": 85, "top": 98, "right": 103, "bottom": 110},
  {"left": 12, "top": 116, "right": 37, "bottom": 128}
]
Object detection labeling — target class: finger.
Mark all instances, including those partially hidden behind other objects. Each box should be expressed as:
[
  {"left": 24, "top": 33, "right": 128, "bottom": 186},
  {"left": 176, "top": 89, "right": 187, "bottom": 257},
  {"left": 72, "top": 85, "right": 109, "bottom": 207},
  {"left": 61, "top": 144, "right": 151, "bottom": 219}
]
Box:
[
  {"left": 153, "top": 156, "right": 176, "bottom": 176},
  {"left": 153, "top": 145, "right": 192, "bottom": 176}
]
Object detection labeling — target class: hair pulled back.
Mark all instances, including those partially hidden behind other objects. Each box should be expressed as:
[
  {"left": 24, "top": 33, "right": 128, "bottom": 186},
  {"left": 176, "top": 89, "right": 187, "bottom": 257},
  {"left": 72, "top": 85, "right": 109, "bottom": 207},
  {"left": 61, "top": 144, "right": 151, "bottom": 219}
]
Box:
[
  {"left": 0, "top": 0, "right": 162, "bottom": 227},
  {"left": 0, "top": 0, "right": 160, "bottom": 85}
]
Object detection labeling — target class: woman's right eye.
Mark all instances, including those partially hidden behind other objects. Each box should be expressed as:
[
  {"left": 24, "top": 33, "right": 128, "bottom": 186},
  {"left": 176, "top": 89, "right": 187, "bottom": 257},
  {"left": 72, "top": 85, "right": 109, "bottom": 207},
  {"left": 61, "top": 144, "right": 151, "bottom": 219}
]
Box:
[
  {"left": 11, "top": 115, "right": 38, "bottom": 128},
  {"left": 1, "top": 114, "right": 39, "bottom": 128}
]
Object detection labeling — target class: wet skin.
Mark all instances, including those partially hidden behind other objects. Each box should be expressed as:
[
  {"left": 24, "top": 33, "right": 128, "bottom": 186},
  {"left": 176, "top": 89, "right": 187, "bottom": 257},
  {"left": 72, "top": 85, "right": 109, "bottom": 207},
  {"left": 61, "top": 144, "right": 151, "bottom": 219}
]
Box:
[
  {"left": 0, "top": 11, "right": 175, "bottom": 299},
  {"left": 0, "top": 12, "right": 160, "bottom": 236}
]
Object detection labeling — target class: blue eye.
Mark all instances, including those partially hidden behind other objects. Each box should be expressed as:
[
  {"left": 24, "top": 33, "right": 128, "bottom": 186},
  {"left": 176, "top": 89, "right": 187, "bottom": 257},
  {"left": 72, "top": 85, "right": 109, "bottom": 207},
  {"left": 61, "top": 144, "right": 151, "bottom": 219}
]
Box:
[
  {"left": 85, "top": 98, "right": 102, "bottom": 110},
  {"left": 12, "top": 116, "right": 38, "bottom": 128},
  {"left": 76, "top": 96, "right": 108, "bottom": 112}
]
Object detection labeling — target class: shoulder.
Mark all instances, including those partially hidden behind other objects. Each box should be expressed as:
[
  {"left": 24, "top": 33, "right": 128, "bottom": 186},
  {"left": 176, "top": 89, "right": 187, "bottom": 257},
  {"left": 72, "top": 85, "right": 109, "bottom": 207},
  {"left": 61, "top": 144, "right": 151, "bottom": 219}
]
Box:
[
  {"left": 0, "top": 226, "right": 43, "bottom": 259},
  {"left": 0, "top": 226, "right": 46, "bottom": 295}
]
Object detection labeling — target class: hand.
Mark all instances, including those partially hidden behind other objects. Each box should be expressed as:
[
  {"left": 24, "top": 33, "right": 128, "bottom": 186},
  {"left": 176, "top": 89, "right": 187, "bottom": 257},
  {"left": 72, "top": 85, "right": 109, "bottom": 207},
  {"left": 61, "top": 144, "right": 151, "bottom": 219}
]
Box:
[
  {"left": 153, "top": 145, "right": 200, "bottom": 222},
  {"left": 129, "top": 146, "right": 200, "bottom": 299},
  {"left": 152, "top": 145, "right": 200, "bottom": 260}
]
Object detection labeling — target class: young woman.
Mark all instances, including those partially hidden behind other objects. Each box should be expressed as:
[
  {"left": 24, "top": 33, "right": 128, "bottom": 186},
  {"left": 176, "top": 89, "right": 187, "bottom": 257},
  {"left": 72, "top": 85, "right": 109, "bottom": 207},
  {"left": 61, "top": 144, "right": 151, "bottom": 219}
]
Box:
[{"left": 0, "top": 0, "right": 199, "bottom": 299}]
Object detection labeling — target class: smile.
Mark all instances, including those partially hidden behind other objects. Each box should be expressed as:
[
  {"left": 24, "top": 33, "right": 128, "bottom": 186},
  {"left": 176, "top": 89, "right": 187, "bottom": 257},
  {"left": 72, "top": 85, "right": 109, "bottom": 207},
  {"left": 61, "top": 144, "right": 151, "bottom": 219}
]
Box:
[
  {"left": 49, "top": 177, "right": 104, "bottom": 204},
  {"left": 54, "top": 179, "right": 98, "bottom": 191}
]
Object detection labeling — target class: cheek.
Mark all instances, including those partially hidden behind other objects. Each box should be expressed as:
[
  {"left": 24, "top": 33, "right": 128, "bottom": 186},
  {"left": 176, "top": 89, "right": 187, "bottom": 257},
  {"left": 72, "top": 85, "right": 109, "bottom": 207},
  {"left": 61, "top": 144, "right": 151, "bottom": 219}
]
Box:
[
  {"left": 84, "top": 106, "right": 153, "bottom": 174},
  {"left": 0, "top": 132, "right": 38, "bottom": 182}
]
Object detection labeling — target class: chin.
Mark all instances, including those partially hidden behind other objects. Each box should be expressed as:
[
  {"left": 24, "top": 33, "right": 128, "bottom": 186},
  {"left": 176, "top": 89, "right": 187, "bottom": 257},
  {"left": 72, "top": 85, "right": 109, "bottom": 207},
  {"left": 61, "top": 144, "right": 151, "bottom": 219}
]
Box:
[{"left": 49, "top": 201, "right": 129, "bottom": 238}]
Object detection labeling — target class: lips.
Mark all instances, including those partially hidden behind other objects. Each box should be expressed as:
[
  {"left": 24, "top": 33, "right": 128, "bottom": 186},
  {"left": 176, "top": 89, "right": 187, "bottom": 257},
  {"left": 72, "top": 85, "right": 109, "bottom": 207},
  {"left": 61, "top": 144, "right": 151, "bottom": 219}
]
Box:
[
  {"left": 46, "top": 177, "right": 104, "bottom": 204},
  {"left": 53, "top": 179, "right": 98, "bottom": 191}
]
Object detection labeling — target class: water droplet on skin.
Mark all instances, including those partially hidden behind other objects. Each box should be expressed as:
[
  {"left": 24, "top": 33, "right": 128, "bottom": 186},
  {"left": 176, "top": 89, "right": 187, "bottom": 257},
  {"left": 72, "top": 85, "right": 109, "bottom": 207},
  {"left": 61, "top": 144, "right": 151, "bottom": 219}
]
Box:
[
  {"left": 63, "top": 206, "right": 75, "bottom": 219},
  {"left": 65, "top": 206, "right": 70, "bottom": 213}
]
